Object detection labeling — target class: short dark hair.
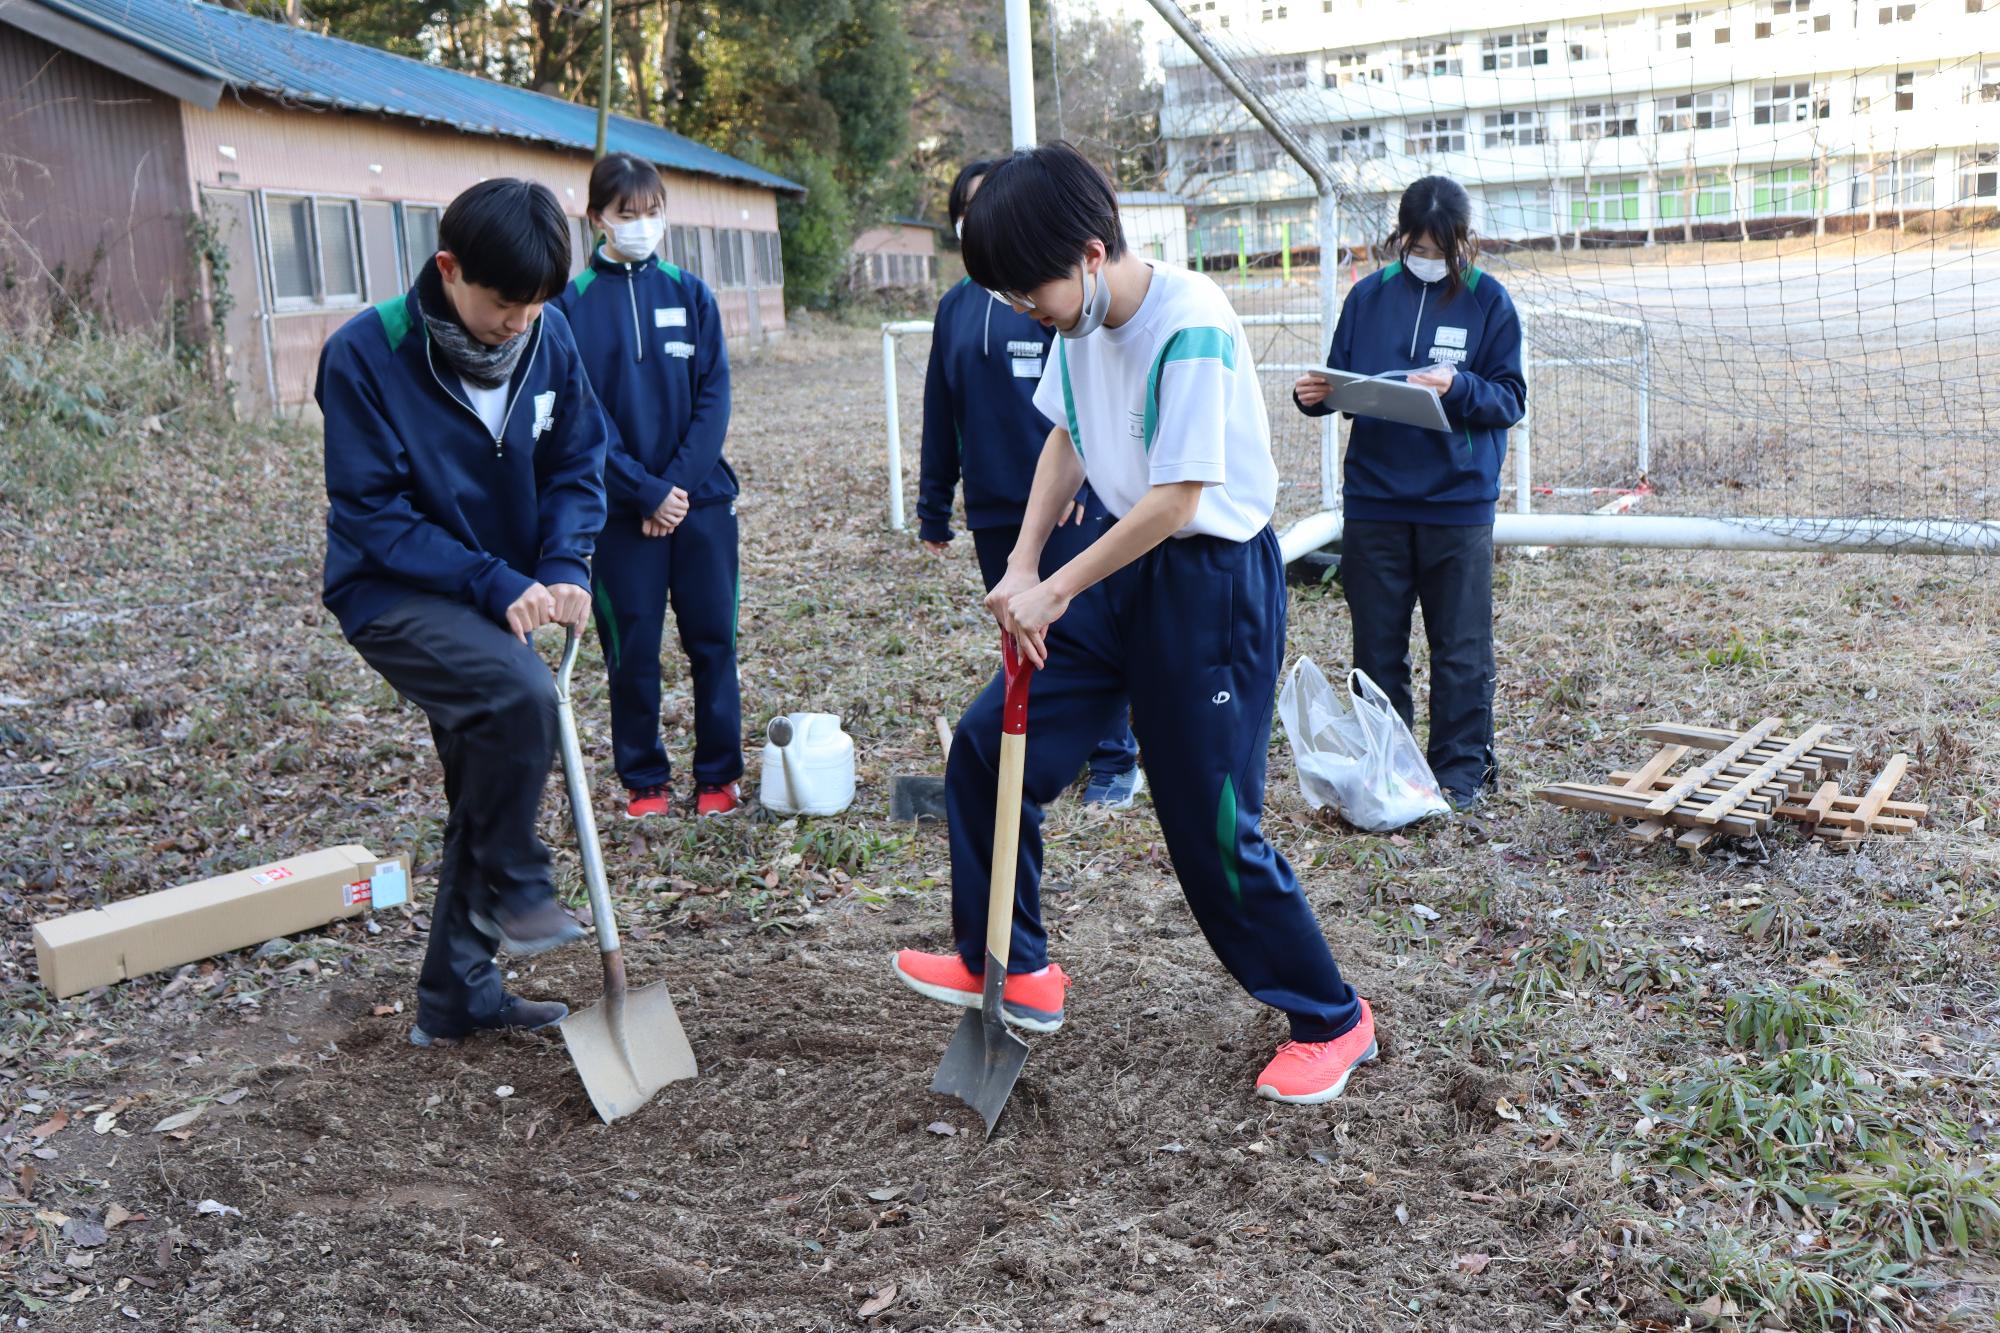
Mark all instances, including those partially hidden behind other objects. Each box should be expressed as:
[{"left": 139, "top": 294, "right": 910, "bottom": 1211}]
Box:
[
  {"left": 588, "top": 152, "right": 666, "bottom": 218},
  {"left": 1395, "top": 176, "right": 1479, "bottom": 302},
  {"left": 946, "top": 158, "right": 998, "bottom": 229},
  {"left": 960, "top": 141, "right": 1125, "bottom": 297},
  {"left": 438, "top": 178, "right": 572, "bottom": 305}
]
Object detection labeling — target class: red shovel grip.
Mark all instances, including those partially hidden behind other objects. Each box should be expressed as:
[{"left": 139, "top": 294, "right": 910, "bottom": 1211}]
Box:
[{"left": 1000, "top": 634, "right": 1033, "bottom": 736}]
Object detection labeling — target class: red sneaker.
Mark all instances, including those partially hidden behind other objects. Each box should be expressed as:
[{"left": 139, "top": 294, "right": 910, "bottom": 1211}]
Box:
[
  {"left": 695, "top": 781, "right": 741, "bottom": 818},
  {"left": 1254, "top": 999, "right": 1379, "bottom": 1104},
  {"left": 624, "top": 785, "right": 670, "bottom": 820},
  {"left": 891, "top": 949, "right": 1069, "bottom": 1033}
]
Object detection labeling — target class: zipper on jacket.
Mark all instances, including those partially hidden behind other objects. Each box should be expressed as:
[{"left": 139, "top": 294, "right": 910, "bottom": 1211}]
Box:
[
  {"left": 625, "top": 274, "right": 645, "bottom": 363},
  {"left": 422, "top": 318, "right": 544, "bottom": 458},
  {"left": 1408, "top": 280, "right": 1428, "bottom": 360}
]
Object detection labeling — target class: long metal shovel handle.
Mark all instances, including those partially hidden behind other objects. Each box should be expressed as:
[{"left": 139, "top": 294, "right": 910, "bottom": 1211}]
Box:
[
  {"left": 554, "top": 628, "right": 625, "bottom": 996},
  {"left": 984, "top": 635, "right": 1034, "bottom": 976}
]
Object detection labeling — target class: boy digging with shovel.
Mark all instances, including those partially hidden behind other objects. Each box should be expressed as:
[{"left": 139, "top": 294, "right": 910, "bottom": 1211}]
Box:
[
  {"left": 318, "top": 178, "right": 609, "bottom": 1047},
  {"left": 892, "top": 144, "right": 1377, "bottom": 1104}
]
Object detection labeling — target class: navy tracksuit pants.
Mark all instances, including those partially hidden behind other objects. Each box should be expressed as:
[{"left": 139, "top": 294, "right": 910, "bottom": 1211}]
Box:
[
  {"left": 347, "top": 593, "right": 559, "bottom": 1037},
  {"left": 969, "top": 506, "right": 1138, "bottom": 784},
  {"left": 590, "top": 500, "right": 743, "bottom": 792},
  {"left": 945, "top": 526, "right": 1362, "bottom": 1042}
]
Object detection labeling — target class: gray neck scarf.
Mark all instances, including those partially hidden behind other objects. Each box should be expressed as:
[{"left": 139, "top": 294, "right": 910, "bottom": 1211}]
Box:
[{"left": 414, "top": 266, "right": 532, "bottom": 390}]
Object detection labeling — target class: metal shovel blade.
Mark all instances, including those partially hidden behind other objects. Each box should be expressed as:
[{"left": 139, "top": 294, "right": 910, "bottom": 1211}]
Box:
[
  {"left": 928, "top": 961, "right": 1029, "bottom": 1136},
  {"left": 559, "top": 981, "right": 698, "bottom": 1124}
]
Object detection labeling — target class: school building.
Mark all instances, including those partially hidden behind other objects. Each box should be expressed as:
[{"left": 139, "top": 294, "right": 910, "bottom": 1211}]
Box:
[
  {"left": 1162, "top": 0, "right": 1999, "bottom": 254},
  {"left": 0, "top": 0, "right": 801, "bottom": 413}
]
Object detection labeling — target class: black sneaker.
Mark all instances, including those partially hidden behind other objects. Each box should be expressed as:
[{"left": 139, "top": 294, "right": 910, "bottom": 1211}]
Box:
[
  {"left": 409, "top": 995, "right": 570, "bottom": 1047},
  {"left": 469, "top": 899, "right": 588, "bottom": 957}
]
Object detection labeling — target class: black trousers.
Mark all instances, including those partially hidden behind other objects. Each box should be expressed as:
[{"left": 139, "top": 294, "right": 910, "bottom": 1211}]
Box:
[
  {"left": 349, "top": 593, "right": 560, "bottom": 1036},
  {"left": 1339, "top": 519, "right": 1497, "bottom": 800}
]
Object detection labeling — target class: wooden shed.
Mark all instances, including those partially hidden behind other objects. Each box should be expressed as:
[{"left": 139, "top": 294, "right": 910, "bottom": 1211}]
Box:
[{"left": 0, "top": 0, "right": 802, "bottom": 412}]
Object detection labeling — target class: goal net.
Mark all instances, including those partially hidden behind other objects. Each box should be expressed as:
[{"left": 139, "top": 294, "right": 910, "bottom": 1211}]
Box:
[{"left": 1145, "top": 0, "right": 2000, "bottom": 550}]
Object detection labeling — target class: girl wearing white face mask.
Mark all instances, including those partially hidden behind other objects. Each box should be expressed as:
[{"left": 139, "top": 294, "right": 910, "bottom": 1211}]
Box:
[
  {"left": 549, "top": 152, "right": 744, "bottom": 821},
  {"left": 1294, "top": 175, "right": 1527, "bottom": 812}
]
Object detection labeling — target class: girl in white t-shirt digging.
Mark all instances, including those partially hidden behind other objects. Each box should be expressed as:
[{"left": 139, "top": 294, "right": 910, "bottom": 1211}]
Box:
[{"left": 891, "top": 142, "right": 1377, "bottom": 1104}]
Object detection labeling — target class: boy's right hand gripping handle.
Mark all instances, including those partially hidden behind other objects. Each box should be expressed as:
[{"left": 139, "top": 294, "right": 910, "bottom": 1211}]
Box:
[{"left": 987, "top": 634, "right": 1034, "bottom": 969}]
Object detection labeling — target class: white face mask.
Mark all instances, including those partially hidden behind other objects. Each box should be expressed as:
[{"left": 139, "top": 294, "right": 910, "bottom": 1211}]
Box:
[
  {"left": 1058, "top": 261, "right": 1112, "bottom": 340},
  {"left": 607, "top": 215, "right": 664, "bottom": 263},
  {"left": 1406, "top": 254, "right": 1449, "bottom": 284}
]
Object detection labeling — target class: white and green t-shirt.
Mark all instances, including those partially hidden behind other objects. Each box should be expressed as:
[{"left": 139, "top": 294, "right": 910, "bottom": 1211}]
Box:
[{"left": 1031, "top": 261, "right": 1276, "bottom": 543}]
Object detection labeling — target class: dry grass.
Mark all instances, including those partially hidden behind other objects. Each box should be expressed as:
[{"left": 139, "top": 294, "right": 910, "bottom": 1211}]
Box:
[{"left": 1, "top": 318, "right": 1997, "bottom": 1331}]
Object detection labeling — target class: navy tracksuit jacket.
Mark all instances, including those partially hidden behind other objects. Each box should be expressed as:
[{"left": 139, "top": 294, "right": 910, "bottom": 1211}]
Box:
[
  {"left": 1298, "top": 262, "right": 1527, "bottom": 797},
  {"left": 317, "top": 260, "right": 609, "bottom": 1035},
  {"left": 919, "top": 278, "right": 1137, "bottom": 782},
  {"left": 550, "top": 249, "right": 741, "bottom": 792}
]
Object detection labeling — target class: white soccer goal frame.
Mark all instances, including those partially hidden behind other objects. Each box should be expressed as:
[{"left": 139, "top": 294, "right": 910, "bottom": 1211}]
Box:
[{"left": 871, "top": 0, "right": 2000, "bottom": 559}]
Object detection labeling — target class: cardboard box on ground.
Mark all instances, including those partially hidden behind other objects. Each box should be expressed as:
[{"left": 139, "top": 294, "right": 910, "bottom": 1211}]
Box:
[{"left": 32, "top": 846, "right": 410, "bottom": 1000}]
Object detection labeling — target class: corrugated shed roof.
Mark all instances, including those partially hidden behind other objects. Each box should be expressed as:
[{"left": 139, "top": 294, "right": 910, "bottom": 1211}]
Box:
[{"left": 35, "top": 0, "right": 802, "bottom": 195}]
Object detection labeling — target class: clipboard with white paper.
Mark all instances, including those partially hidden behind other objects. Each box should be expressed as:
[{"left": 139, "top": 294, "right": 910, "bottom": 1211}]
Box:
[{"left": 1307, "top": 366, "right": 1453, "bottom": 432}]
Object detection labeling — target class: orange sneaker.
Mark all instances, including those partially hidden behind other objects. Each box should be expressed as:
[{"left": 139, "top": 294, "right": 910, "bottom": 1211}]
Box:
[
  {"left": 1254, "top": 999, "right": 1378, "bottom": 1105},
  {"left": 695, "top": 781, "right": 741, "bottom": 818},
  {"left": 624, "top": 785, "right": 670, "bottom": 820},
  {"left": 890, "top": 949, "right": 1069, "bottom": 1033}
]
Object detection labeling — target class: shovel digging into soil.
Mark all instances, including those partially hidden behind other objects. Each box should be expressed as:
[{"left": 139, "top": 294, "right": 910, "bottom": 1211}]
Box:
[
  {"left": 550, "top": 629, "right": 698, "bottom": 1123},
  {"left": 929, "top": 637, "right": 1035, "bottom": 1136}
]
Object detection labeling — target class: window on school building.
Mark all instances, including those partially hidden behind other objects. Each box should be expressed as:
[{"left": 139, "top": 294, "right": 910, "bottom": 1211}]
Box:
[
  {"left": 1657, "top": 89, "right": 1733, "bottom": 132},
  {"left": 1406, "top": 116, "right": 1467, "bottom": 154},
  {"left": 1169, "top": 65, "right": 1230, "bottom": 104},
  {"left": 1482, "top": 109, "right": 1547, "bottom": 147},
  {"left": 1571, "top": 101, "right": 1640, "bottom": 139},
  {"left": 1400, "top": 41, "right": 1462, "bottom": 78},
  {"left": 1332, "top": 123, "right": 1386, "bottom": 160},
  {"left": 1896, "top": 71, "right": 1916, "bottom": 110},
  {"left": 400, "top": 205, "right": 440, "bottom": 286},
  {"left": 1324, "top": 49, "right": 1388, "bottom": 86},
  {"left": 265, "top": 193, "right": 365, "bottom": 309},
  {"left": 1850, "top": 155, "right": 1934, "bottom": 208},
  {"left": 1658, "top": 10, "right": 1716, "bottom": 49},
  {"left": 1878, "top": 2, "right": 1916, "bottom": 21},
  {"left": 1189, "top": 136, "right": 1239, "bottom": 175},
  {"left": 1481, "top": 30, "right": 1549, "bottom": 70},
  {"left": 1975, "top": 63, "right": 2000, "bottom": 103},
  {"left": 1756, "top": 0, "right": 1829, "bottom": 36},
  {"left": 1754, "top": 81, "right": 1829, "bottom": 124},
  {"left": 1658, "top": 171, "right": 1734, "bottom": 218},
  {"left": 1752, "top": 164, "right": 1825, "bottom": 215},
  {"left": 1254, "top": 56, "right": 1311, "bottom": 89},
  {"left": 1569, "top": 177, "right": 1642, "bottom": 226},
  {"left": 1961, "top": 149, "right": 2000, "bottom": 201}
]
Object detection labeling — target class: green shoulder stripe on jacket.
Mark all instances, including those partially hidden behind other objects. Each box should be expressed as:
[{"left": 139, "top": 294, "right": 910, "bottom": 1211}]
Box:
[
  {"left": 1380, "top": 260, "right": 1404, "bottom": 282},
  {"left": 1464, "top": 266, "right": 1483, "bottom": 292},
  {"left": 374, "top": 296, "right": 414, "bottom": 351},
  {"left": 569, "top": 267, "right": 598, "bottom": 298},
  {"left": 1141, "top": 325, "right": 1236, "bottom": 453},
  {"left": 655, "top": 258, "right": 684, "bottom": 281}
]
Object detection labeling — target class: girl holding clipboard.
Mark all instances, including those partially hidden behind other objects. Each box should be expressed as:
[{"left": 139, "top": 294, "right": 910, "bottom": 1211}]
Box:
[{"left": 1295, "top": 176, "right": 1526, "bottom": 811}]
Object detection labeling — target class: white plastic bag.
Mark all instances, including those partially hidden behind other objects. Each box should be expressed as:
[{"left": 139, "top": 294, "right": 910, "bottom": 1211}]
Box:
[{"left": 1277, "top": 658, "right": 1450, "bottom": 832}]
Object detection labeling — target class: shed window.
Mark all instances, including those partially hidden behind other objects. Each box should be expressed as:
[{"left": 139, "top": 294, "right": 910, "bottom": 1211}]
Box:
[{"left": 264, "top": 193, "right": 365, "bottom": 309}]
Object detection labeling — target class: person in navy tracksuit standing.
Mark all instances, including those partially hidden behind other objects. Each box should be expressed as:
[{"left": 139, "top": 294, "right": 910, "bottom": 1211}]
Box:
[
  {"left": 917, "top": 159, "right": 1142, "bottom": 809},
  {"left": 317, "top": 178, "right": 608, "bottom": 1047},
  {"left": 1295, "top": 176, "right": 1526, "bottom": 810},
  {"left": 550, "top": 153, "right": 742, "bottom": 821}
]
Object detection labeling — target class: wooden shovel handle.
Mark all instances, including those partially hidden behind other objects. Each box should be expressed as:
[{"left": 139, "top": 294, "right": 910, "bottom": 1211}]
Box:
[{"left": 986, "top": 635, "right": 1033, "bottom": 968}]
